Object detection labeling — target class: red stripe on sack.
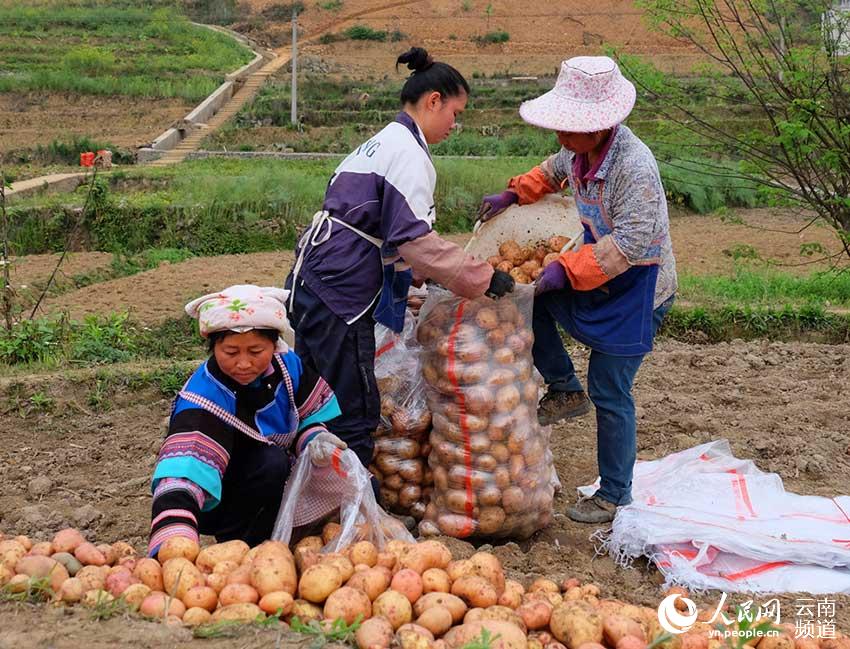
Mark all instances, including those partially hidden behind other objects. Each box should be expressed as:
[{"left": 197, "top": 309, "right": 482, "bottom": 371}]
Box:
[
  {"left": 725, "top": 561, "right": 789, "bottom": 581},
  {"left": 727, "top": 469, "right": 756, "bottom": 520},
  {"left": 331, "top": 447, "right": 347, "bottom": 479},
  {"left": 375, "top": 340, "right": 395, "bottom": 359},
  {"left": 446, "top": 299, "right": 474, "bottom": 538}
]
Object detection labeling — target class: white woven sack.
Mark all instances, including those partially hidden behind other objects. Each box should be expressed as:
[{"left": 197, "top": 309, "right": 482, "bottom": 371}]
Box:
[{"left": 464, "top": 193, "right": 584, "bottom": 259}]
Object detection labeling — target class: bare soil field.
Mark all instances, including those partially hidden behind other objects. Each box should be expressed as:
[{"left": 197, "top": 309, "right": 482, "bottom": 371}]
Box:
[
  {"left": 0, "top": 337, "right": 848, "bottom": 647},
  {"left": 0, "top": 93, "right": 190, "bottom": 155},
  {"left": 25, "top": 208, "right": 844, "bottom": 323},
  {"left": 242, "top": 0, "right": 703, "bottom": 78}
]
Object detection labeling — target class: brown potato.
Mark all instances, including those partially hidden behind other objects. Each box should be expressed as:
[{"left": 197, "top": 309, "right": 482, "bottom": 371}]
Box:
[
  {"left": 157, "top": 537, "right": 199, "bottom": 563},
  {"left": 496, "top": 261, "right": 514, "bottom": 273},
  {"left": 417, "top": 605, "right": 454, "bottom": 637},
  {"left": 550, "top": 602, "right": 603, "bottom": 649},
  {"left": 509, "top": 268, "right": 532, "bottom": 284},
  {"left": 196, "top": 540, "right": 249, "bottom": 574},
  {"left": 356, "top": 616, "right": 395, "bottom": 649},
  {"left": 211, "top": 602, "right": 264, "bottom": 623},
  {"left": 451, "top": 575, "right": 498, "bottom": 608},
  {"left": 162, "top": 557, "right": 205, "bottom": 600},
  {"left": 324, "top": 586, "right": 372, "bottom": 624},
  {"left": 414, "top": 592, "right": 468, "bottom": 624},
  {"left": 299, "top": 563, "right": 342, "bottom": 603}
]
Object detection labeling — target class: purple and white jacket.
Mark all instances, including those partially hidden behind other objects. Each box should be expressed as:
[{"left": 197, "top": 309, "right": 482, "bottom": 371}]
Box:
[{"left": 289, "top": 112, "right": 492, "bottom": 323}]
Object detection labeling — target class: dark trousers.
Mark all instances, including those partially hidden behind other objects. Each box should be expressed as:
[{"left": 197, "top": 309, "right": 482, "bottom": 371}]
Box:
[
  {"left": 288, "top": 281, "right": 379, "bottom": 470},
  {"left": 198, "top": 436, "right": 291, "bottom": 545},
  {"left": 531, "top": 293, "right": 674, "bottom": 505}
]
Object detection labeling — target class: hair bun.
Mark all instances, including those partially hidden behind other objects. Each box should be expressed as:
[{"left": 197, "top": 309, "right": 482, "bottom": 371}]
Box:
[{"left": 396, "top": 47, "right": 433, "bottom": 73}]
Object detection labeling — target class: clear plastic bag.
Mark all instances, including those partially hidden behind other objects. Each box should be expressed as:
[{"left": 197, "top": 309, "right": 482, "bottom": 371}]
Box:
[
  {"left": 416, "top": 284, "right": 555, "bottom": 540},
  {"left": 373, "top": 314, "right": 433, "bottom": 519},
  {"left": 271, "top": 443, "right": 414, "bottom": 551}
]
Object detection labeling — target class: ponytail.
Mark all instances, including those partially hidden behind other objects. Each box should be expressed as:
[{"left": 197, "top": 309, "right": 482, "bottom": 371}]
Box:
[{"left": 396, "top": 47, "right": 469, "bottom": 105}]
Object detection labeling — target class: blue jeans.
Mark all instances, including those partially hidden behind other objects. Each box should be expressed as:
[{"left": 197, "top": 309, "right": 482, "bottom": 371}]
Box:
[{"left": 532, "top": 292, "right": 674, "bottom": 505}]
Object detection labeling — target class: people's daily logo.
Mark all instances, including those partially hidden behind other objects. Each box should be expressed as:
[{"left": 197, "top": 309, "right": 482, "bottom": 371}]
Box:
[{"left": 658, "top": 594, "right": 699, "bottom": 634}]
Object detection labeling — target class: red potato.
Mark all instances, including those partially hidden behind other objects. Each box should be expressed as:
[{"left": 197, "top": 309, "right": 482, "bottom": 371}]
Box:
[
  {"left": 324, "top": 586, "right": 372, "bottom": 625},
  {"left": 105, "top": 568, "right": 140, "bottom": 597},
  {"left": 681, "top": 634, "right": 708, "bottom": 649},
  {"left": 15, "top": 555, "right": 69, "bottom": 592},
  {"left": 356, "top": 616, "right": 395, "bottom": 649},
  {"left": 499, "top": 580, "right": 525, "bottom": 609},
  {"left": 139, "top": 591, "right": 186, "bottom": 619},
  {"left": 182, "top": 585, "right": 219, "bottom": 611},
  {"left": 392, "top": 568, "right": 424, "bottom": 604},
  {"left": 603, "top": 614, "right": 647, "bottom": 645},
  {"left": 219, "top": 583, "right": 259, "bottom": 606},
  {"left": 259, "top": 591, "right": 294, "bottom": 616},
  {"left": 157, "top": 537, "right": 199, "bottom": 563},
  {"left": 374, "top": 589, "right": 414, "bottom": 630},
  {"left": 133, "top": 558, "right": 164, "bottom": 592},
  {"left": 518, "top": 600, "right": 553, "bottom": 630},
  {"left": 74, "top": 542, "right": 107, "bottom": 566},
  {"left": 183, "top": 607, "right": 212, "bottom": 626},
  {"left": 617, "top": 639, "right": 648, "bottom": 649}
]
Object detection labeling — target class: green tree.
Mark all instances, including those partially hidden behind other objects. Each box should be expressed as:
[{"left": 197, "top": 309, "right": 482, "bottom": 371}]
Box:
[{"left": 628, "top": 0, "right": 850, "bottom": 262}]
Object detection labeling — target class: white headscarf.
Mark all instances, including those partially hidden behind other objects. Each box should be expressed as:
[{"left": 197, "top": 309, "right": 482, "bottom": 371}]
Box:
[{"left": 184, "top": 285, "right": 294, "bottom": 352}]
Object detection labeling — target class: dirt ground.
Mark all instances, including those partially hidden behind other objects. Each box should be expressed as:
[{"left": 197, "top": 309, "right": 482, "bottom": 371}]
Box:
[
  {"left": 0, "top": 93, "right": 190, "bottom": 155},
  {"left": 0, "top": 337, "right": 848, "bottom": 646},
  {"left": 26, "top": 207, "right": 846, "bottom": 323},
  {"left": 241, "top": 0, "right": 704, "bottom": 78}
]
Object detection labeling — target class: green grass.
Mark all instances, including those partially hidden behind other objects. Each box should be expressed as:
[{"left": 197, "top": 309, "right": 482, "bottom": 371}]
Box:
[
  {"left": 6, "top": 156, "right": 540, "bottom": 255},
  {"left": 679, "top": 267, "right": 850, "bottom": 308},
  {"left": 0, "top": 1, "right": 253, "bottom": 102}
]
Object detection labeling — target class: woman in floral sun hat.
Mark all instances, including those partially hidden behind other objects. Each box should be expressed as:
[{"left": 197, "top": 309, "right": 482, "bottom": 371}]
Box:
[
  {"left": 478, "top": 56, "right": 678, "bottom": 524},
  {"left": 147, "top": 285, "right": 345, "bottom": 556}
]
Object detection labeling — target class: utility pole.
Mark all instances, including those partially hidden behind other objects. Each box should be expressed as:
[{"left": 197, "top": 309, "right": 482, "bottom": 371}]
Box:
[{"left": 291, "top": 6, "right": 298, "bottom": 126}]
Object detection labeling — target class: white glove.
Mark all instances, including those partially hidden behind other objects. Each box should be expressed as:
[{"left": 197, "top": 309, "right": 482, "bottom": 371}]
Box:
[{"left": 308, "top": 432, "right": 348, "bottom": 467}]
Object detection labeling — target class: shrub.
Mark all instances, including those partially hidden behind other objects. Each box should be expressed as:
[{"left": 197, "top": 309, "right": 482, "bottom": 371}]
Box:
[
  {"left": 475, "top": 31, "right": 509, "bottom": 44},
  {"left": 344, "top": 25, "right": 387, "bottom": 41}
]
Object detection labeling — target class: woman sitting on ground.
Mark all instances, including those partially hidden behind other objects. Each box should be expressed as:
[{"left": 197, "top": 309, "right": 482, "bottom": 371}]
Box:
[{"left": 147, "top": 284, "right": 345, "bottom": 556}]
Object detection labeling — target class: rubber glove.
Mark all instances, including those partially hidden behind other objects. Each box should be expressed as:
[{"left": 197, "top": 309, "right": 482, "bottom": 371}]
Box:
[
  {"left": 535, "top": 260, "right": 568, "bottom": 296},
  {"left": 309, "top": 432, "right": 348, "bottom": 467},
  {"left": 485, "top": 269, "right": 515, "bottom": 299},
  {"left": 478, "top": 190, "right": 518, "bottom": 222}
]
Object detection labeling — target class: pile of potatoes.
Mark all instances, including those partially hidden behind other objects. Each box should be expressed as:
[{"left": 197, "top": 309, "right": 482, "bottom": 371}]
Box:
[
  {"left": 487, "top": 236, "right": 574, "bottom": 285},
  {"left": 416, "top": 291, "right": 555, "bottom": 540},
  {"left": 1, "top": 529, "right": 848, "bottom": 649}
]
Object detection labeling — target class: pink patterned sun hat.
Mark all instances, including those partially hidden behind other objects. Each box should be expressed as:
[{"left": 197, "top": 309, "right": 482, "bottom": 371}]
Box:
[
  {"left": 185, "top": 284, "right": 292, "bottom": 341},
  {"left": 519, "top": 56, "right": 636, "bottom": 133}
]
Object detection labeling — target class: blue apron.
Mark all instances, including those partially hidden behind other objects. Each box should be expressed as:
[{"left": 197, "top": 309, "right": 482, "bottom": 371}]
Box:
[
  {"left": 373, "top": 248, "right": 412, "bottom": 333},
  {"left": 563, "top": 182, "right": 659, "bottom": 356}
]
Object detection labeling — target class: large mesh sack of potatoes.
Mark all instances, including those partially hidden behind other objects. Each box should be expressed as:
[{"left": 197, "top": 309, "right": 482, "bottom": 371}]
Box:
[
  {"left": 415, "top": 284, "right": 555, "bottom": 540},
  {"left": 372, "top": 315, "right": 433, "bottom": 520}
]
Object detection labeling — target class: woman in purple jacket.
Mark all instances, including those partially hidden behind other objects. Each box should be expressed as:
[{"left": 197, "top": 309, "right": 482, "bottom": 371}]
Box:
[{"left": 285, "top": 47, "right": 514, "bottom": 476}]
